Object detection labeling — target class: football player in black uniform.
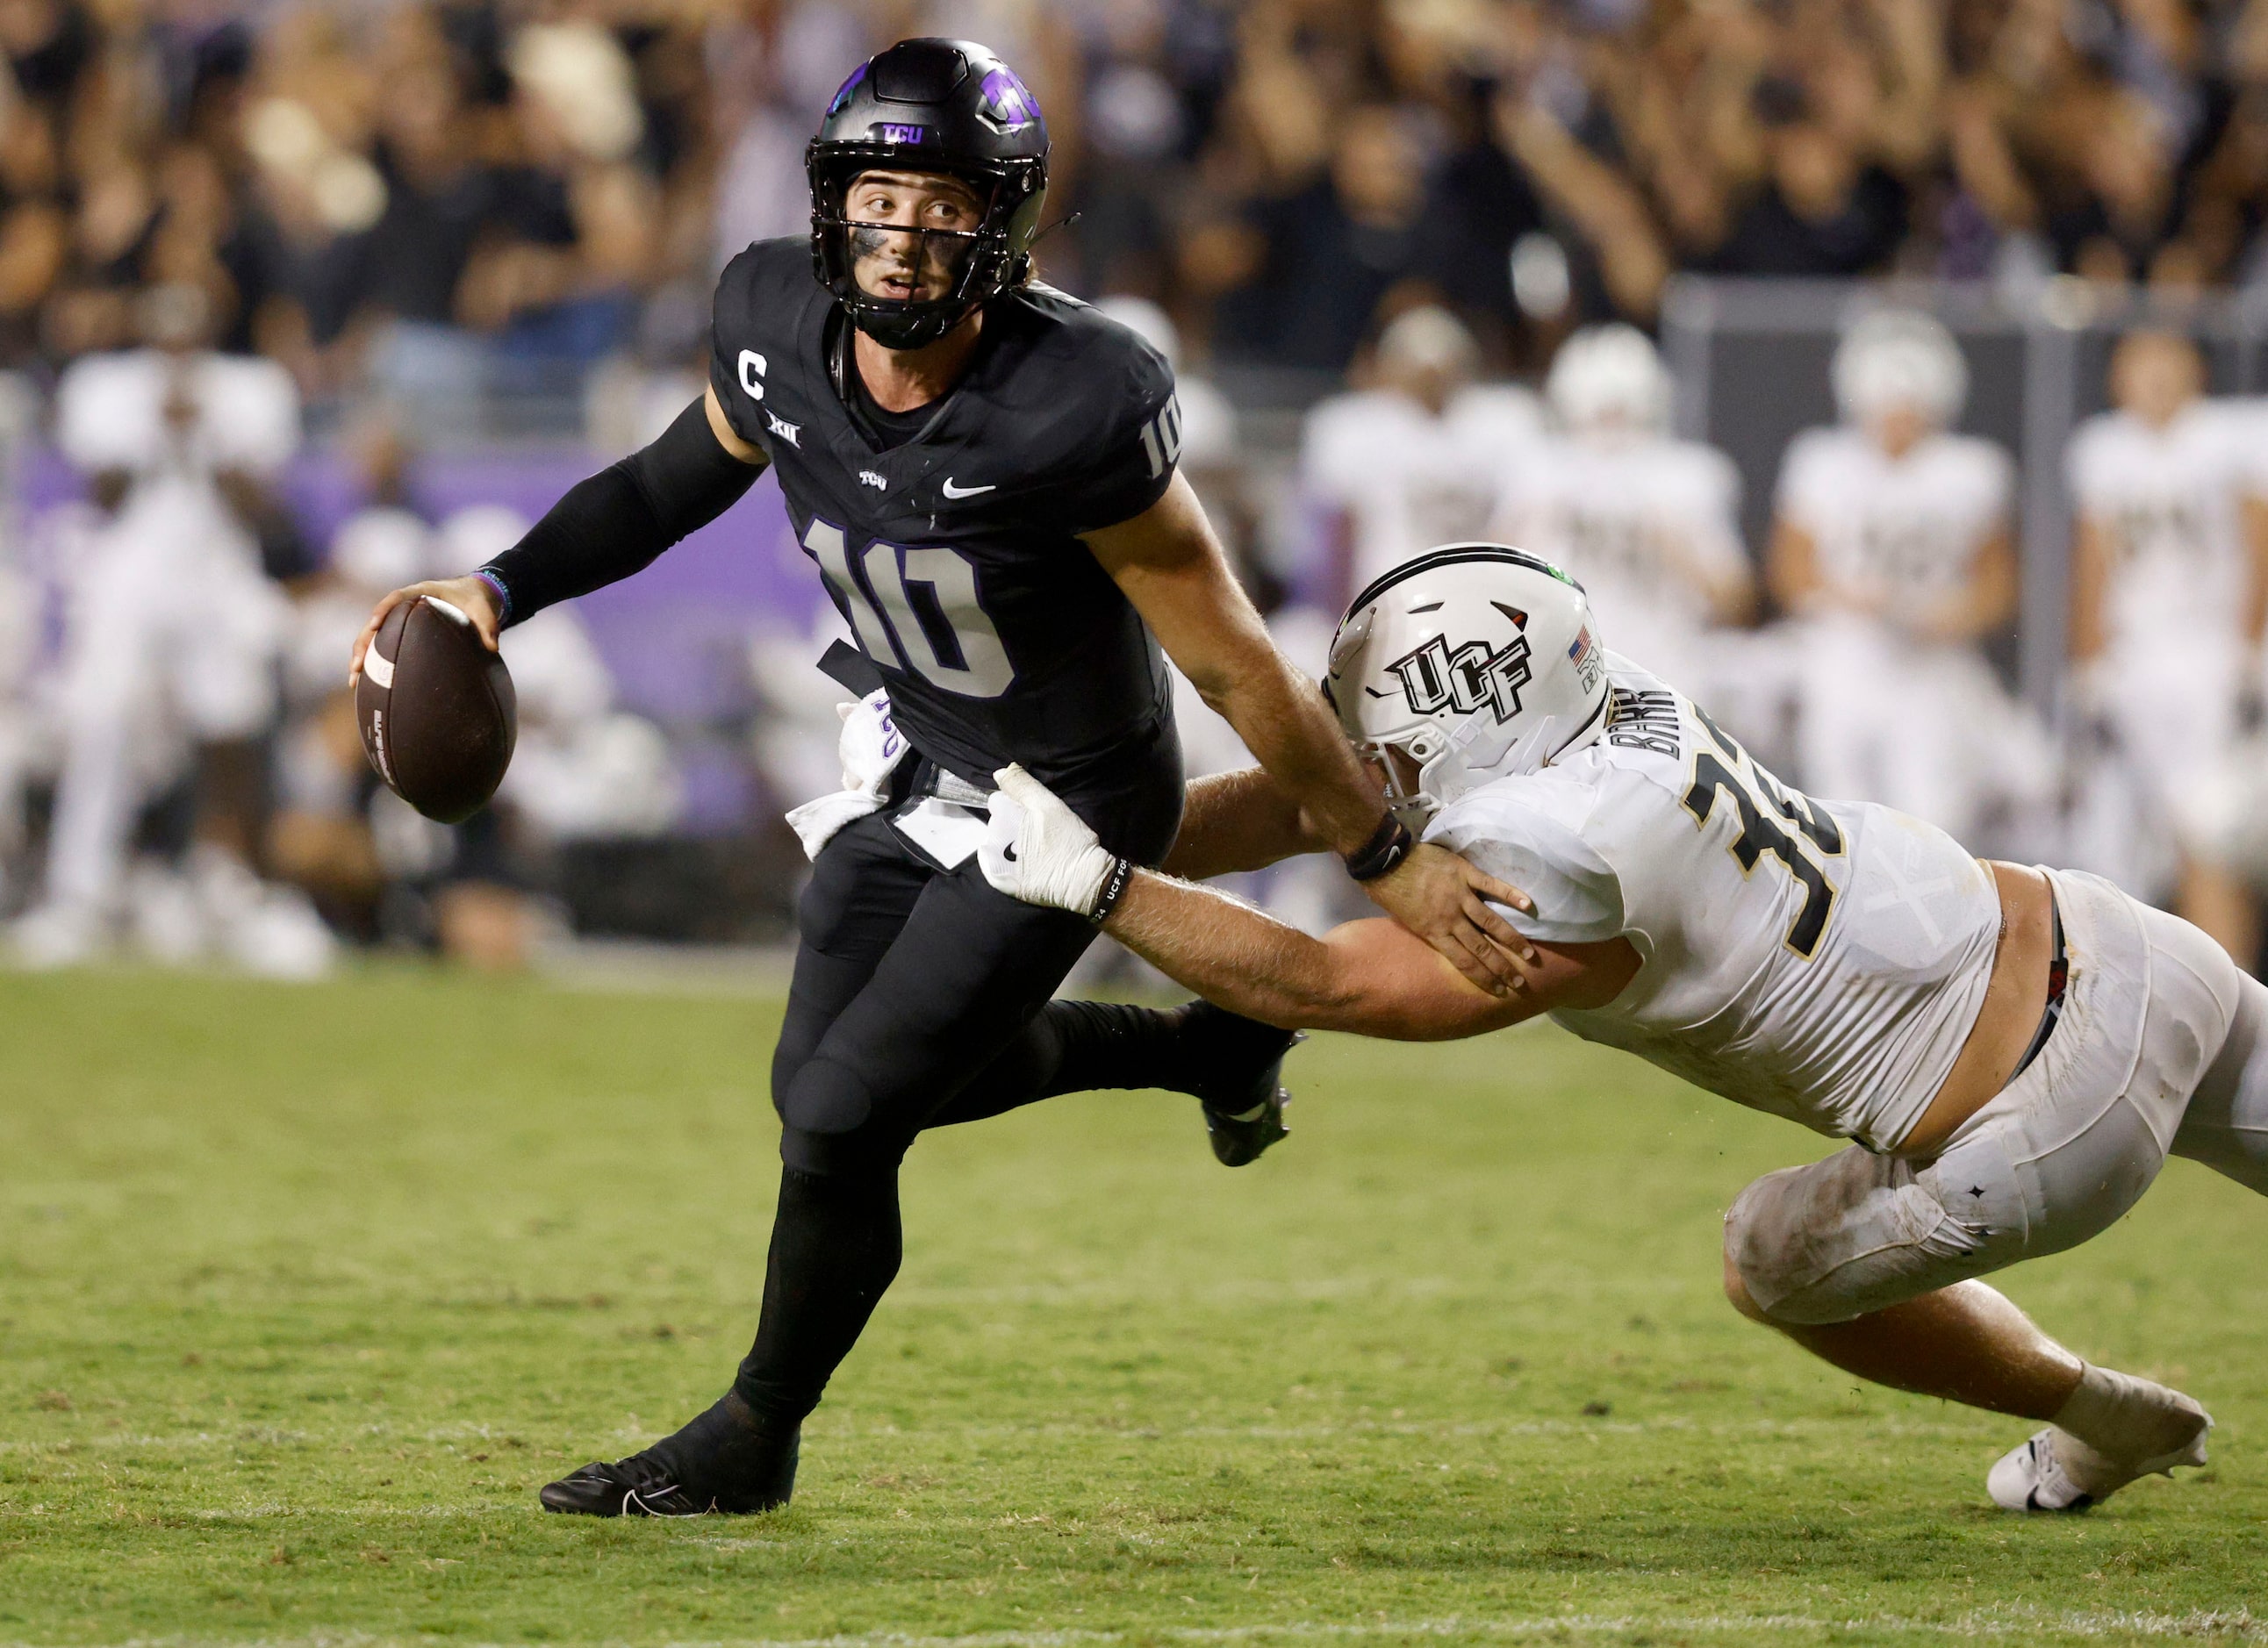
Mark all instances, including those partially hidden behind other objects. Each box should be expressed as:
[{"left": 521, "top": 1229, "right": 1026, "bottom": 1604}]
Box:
[{"left": 351, "top": 38, "right": 1526, "bottom": 1517}]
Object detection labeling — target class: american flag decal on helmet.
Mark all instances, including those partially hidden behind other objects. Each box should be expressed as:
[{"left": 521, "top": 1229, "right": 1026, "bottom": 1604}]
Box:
[{"left": 1567, "top": 624, "right": 1603, "bottom": 691}]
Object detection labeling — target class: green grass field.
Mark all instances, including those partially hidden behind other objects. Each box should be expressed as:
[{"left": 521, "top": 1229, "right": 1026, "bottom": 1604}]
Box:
[{"left": 3, "top": 965, "right": 2265, "bottom": 1646}]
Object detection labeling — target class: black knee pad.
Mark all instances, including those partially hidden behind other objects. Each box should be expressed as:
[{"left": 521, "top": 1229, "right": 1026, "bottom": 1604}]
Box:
[
  {"left": 781, "top": 1053, "right": 872, "bottom": 1136},
  {"left": 779, "top": 1055, "right": 916, "bottom": 1177}
]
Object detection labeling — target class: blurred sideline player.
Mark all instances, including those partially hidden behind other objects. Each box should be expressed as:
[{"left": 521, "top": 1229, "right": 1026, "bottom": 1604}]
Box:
[
  {"left": 1494, "top": 324, "right": 1752, "bottom": 701},
  {"left": 2066, "top": 330, "right": 2268, "bottom": 968},
  {"left": 1769, "top": 310, "right": 2051, "bottom": 853},
  {"left": 14, "top": 284, "right": 330, "bottom": 975},
  {"left": 1298, "top": 305, "right": 1540, "bottom": 613},
  {"left": 980, "top": 546, "right": 2258, "bottom": 1516},
  {"left": 350, "top": 39, "right": 1519, "bottom": 1518}
]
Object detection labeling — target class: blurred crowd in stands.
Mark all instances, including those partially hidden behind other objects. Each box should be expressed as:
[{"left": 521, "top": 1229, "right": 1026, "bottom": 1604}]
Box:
[
  {"left": 0, "top": 0, "right": 2263, "bottom": 978},
  {"left": 0, "top": 0, "right": 2254, "bottom": 398}
]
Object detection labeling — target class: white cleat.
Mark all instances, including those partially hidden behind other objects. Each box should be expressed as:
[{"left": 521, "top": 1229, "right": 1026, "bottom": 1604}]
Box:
[{"left": 1988, "top": 1415, "right": 2211, "bottom": 1513}]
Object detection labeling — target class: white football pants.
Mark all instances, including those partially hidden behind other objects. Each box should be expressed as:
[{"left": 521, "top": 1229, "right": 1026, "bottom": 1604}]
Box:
[{"left": 43, "top": 476, "right": 284, "bottom": 910}]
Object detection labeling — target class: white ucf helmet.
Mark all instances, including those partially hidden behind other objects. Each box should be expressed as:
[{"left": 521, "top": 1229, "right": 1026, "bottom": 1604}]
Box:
[
  {"left": 1324, "top": 544, "right": 1610, "bottom": 828},
  {"left": 1547, "top": 322, "right": 1670, "bottom": 436},
  {"left": 1832, "top": 308, "right": 1967, "bottom": 430}
]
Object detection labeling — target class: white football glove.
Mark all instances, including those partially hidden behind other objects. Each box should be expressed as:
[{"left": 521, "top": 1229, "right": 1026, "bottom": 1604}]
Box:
[
  {"left": 783, "top": 689, "right": 908, "bottom": 861},
  {"left": 981, "top": 763, "right": 1121, "bottom": 916}
]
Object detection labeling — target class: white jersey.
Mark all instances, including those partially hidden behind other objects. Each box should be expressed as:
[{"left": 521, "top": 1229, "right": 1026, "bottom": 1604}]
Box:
[
  {"left": 1494, "top": 431, "right": 1745, "bottom": 675},
  {"left": 1302, "top": 383, "right": 1542, "bottom": 593},
  {"left": 2065, "top": 402, "right": 2264, "bottom": 651},
  {"left": 1428, "top": 658, "right": 2000, "bottom": 1150},
  {"left": 1776, "top": 426, "right": 2011, "bottom": 610}
]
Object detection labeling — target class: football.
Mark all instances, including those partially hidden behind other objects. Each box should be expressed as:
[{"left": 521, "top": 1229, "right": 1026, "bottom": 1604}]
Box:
[{"left": 355, "top": 594, "right": 517, "bottom": 824}]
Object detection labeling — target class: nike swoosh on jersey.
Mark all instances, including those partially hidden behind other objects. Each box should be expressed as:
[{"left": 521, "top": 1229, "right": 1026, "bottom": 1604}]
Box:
[{"left": 941, "top": 477, "right": 995, "bottom": 498}]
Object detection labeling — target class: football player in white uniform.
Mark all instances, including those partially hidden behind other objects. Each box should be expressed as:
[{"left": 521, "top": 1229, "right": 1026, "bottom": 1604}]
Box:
[
  {"left": 976, "top": 546, "right": 2263, "bottom": 1514},
  {"left": 1298, "top": 305, "right": 1541, "bottom": 612},
  {"left": 1769, "top": 311, "right": 2049, "bottom": 851},
  {"left": 1495, "top": 324, "right": 1752, "bottom": 700},
  {"left": 13, "top": 286, "right": 326, "bottom": 971},
  {"left": 2066, "top": 330, "right": 2268, "bottom": 964}
]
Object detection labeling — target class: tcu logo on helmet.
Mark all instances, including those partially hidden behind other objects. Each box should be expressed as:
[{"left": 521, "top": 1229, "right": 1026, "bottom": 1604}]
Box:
[
  {"left": 978, "top": 68, "right": 1042, "bottom": 133},
  {"left": 1383, "top": 634, "right": 1532, "bottom": 723}
]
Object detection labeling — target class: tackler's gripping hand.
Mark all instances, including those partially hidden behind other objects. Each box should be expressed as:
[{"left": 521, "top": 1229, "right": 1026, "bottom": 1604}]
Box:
[
  {"left": 784, "top": 689, "right": 908, "bottom": 861},
  {"left": 1363, "top": 842, "right": 1539, "bottom": 996},
  {"left": 983, "top": 764, "right": 1121, "bottom": 916}
]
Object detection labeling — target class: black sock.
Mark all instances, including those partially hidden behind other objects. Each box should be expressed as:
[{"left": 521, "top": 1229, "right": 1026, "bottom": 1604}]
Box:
[
  {"left": 731, "top": 1165, "right": 903, "bottom": 1434},
  {"left": 925, "top": 1000, "right": 1298, "bottom": 1131},
  {"left": 648, "top": 1390, "right": 797, "bottom": 1501},
  {"left": 1039, "top": 1000, "right": 1202, "bottom": 1096}
]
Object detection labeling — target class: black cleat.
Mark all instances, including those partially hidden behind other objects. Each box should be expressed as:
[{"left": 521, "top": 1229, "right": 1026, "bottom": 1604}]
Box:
[
  {"left": 541, "top": 1454, "right": 727, "bottom": 1518},
  {"left": 1179, "top": 1000, "right": 1300, "bottom": 1167},
  {"left": 1202, "top": 1081, "right": 1290, "bottom": 1166},
  {"left": 541, "top": 1405, "right": 798, "bottom": 1517}
]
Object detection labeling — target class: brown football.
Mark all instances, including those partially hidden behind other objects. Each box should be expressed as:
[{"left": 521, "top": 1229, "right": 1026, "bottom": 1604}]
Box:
[{"left": 355, "top": 595, "right": 517, "bottom": 824}]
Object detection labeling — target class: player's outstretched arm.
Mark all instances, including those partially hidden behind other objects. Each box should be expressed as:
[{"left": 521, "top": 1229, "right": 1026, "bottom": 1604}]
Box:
[
  {"left": 1083, "top": 475, "right": 1536, "bottom": 992},
  {"left": 1159, "top": 767, "right": 1325, "bottom": 879},
  {"left": 981, "top": 764, "right": 1618, "bottom": 1039},
  {"left": 1109, "top": 887, "right": 1601, "bottom": 1041},
  {"left": 349, "top": 389, "right": 765, "bottom": 684}
]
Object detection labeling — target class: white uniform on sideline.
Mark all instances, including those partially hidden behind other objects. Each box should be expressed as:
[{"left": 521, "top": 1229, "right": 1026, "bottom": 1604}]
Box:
[
  {"left": 13, "top": 347, "right": 339, "bottom": 975},
  {"left": 1776, "top": 424, "right": 2047, "bottom": 848},
  {"left": 1499, "top": 324, "right": 1751, "bottom": 710},
  {"left": 2065, "top": 399, "right": 2265, "bottom": 839},
  {"left": 1498, "top": 437, "right": 1745, "bottom": 699},
  {"left": 35, "top": 354, "right": 298, "bottom": 919},
  {"left": 1303, "top": 384, "right": 1540, "bottom": 595},
  {"left": 1298, "top": 307, "right": 1541, "bottom": 603},
  {"left": 1426, "top": 656, "right": 2266, "bottom": 1327}
]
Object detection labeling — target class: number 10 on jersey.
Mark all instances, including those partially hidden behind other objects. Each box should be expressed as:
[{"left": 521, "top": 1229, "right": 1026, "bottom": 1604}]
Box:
[{"left": 804, "top": 519, "right": 1017, "bottom": 698}]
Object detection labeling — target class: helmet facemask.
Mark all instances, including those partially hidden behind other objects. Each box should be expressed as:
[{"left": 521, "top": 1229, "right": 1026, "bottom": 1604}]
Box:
[
  {"left": 1354, "top": 699, "right": 1599, "bottom": 831},
  {"left": 807, "top": 148, "right": 1045, "bottom": 349}
]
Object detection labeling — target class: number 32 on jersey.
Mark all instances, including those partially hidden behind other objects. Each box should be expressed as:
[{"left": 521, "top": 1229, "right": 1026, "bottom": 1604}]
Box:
[
  {"left": 1682, "top": 708, "right": 1844, "bottom": 958},
  {"left": 804, "top": 519, "right": 1016, "bottom": 699}
]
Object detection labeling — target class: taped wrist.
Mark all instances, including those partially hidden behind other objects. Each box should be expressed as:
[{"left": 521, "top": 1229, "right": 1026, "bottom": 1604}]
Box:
[{"left": 479, "top": 396, "right": 763, "bottom": 623}]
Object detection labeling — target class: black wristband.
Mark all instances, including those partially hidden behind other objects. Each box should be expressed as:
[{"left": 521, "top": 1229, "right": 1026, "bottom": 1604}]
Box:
[
  {"left": 1343, "top": 813, "right": 1414, "bottom": 883},
  {"left": 1088, "top": 856, "right": 1137, "bottom": 923}
]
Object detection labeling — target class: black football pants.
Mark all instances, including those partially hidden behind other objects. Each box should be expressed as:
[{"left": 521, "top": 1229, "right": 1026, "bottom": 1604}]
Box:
[{"left": 732, "top": 749, "right": 1183, "bottom": 1437}]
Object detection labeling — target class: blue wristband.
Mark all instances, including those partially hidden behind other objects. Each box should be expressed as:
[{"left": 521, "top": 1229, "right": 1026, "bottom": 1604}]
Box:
[{"left": 472, "top": 568, "right": 514, "bottom": 626}]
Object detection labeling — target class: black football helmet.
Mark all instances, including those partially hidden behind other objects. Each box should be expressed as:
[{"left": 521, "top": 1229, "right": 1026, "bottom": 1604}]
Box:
[{"left": 806, "top": 38, "right": 1051, "bottom": 350}]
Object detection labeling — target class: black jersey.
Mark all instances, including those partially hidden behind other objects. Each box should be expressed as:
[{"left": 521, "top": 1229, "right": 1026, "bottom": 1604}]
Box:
[{"left": 710, "top": 238, "right": 1185, "bottom": 790}]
